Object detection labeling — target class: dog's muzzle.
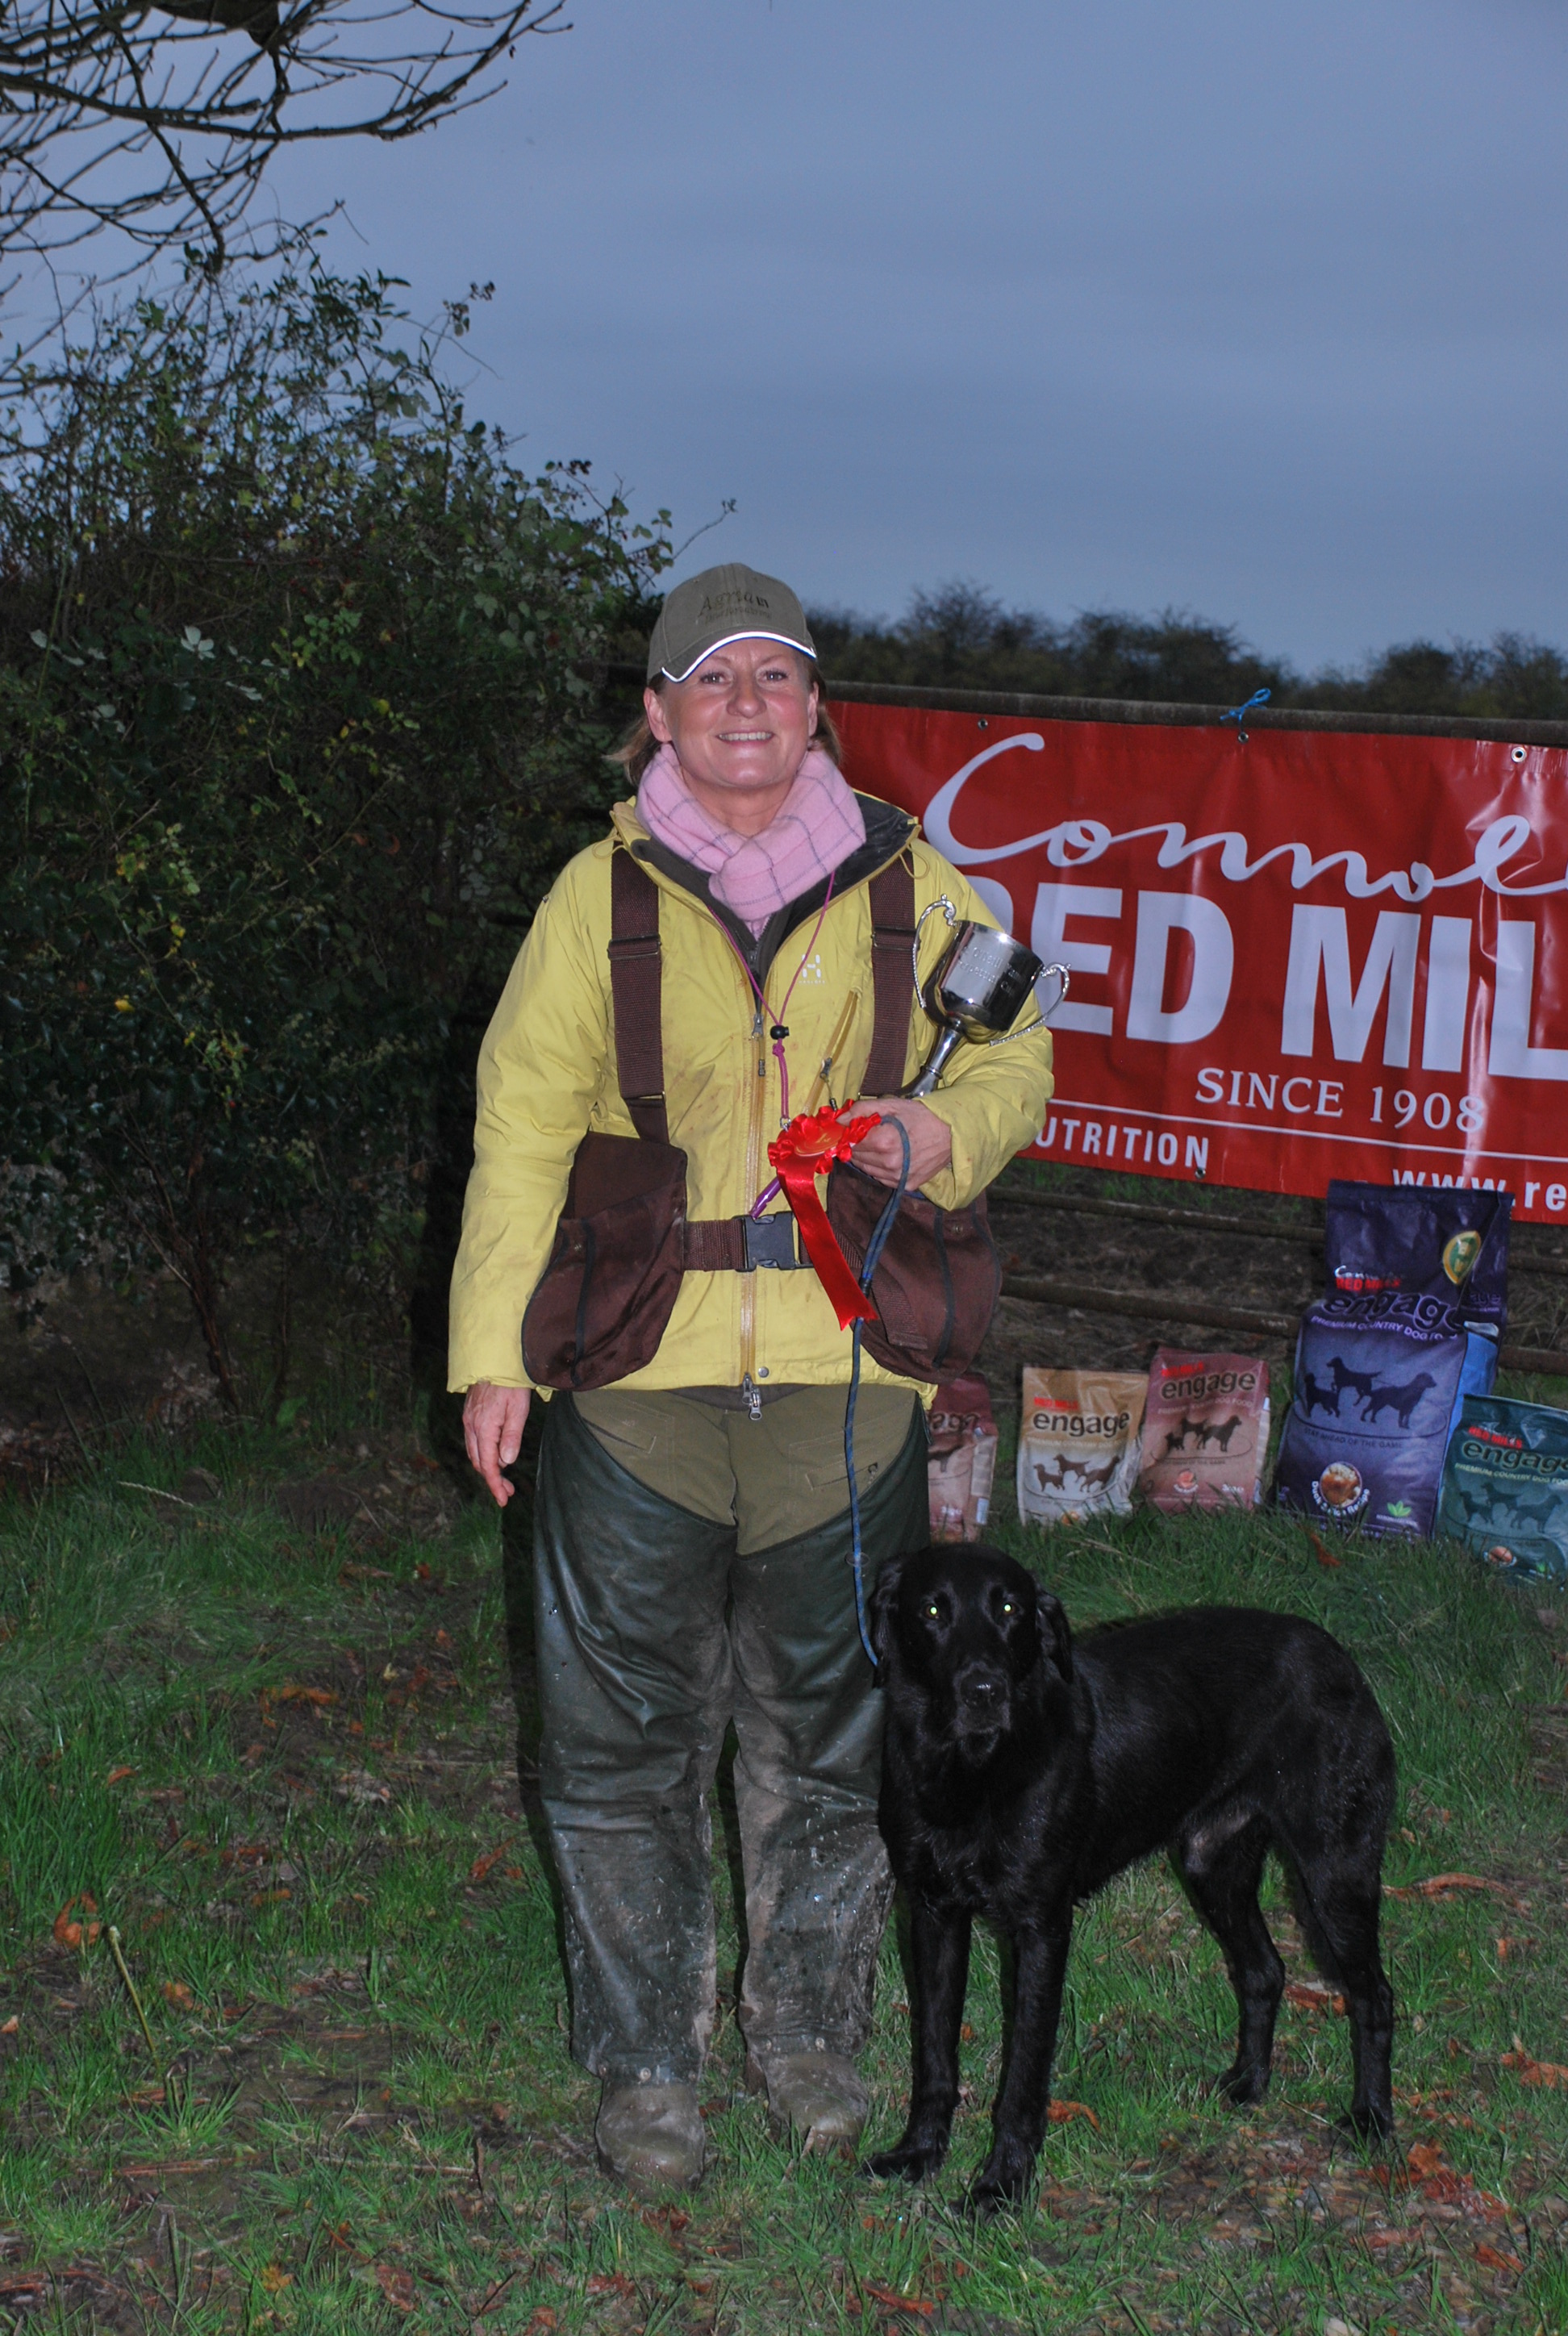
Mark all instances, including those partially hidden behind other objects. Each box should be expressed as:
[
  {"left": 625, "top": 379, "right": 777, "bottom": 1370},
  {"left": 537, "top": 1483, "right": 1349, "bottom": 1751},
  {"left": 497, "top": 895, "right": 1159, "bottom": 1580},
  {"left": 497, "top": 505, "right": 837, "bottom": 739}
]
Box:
[{"left": 952, "top": 1664, "right": 1011, "bottom": 1737}]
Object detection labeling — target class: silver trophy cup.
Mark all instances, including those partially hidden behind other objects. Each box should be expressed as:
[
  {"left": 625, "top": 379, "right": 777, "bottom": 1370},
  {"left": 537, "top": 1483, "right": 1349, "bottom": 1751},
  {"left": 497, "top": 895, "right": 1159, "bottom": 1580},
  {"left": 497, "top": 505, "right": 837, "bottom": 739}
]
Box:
[{"left": 904, "top": 903, "right": 1070, "bottom": 1098}]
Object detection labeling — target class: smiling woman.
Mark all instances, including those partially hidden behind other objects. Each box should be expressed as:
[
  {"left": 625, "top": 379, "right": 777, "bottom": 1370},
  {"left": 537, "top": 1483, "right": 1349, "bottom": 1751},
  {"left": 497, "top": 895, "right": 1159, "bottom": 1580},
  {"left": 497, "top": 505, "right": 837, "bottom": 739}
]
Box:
[
  {"left": 619, "top": 635, "right": 841, "bottom": 830},
  {"left": 448, "top": 559, "right": 1053, "bottom": 2202}
]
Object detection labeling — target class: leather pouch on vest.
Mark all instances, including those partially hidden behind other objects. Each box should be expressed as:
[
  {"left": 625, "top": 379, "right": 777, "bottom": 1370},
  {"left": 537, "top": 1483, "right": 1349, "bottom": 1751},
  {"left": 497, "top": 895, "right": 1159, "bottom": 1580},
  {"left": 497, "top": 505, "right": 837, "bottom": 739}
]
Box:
[
  {"left": 521, "top": 1131, "right": 689, "bottom": 1391},
  {"left": 826, "top": 1159, "right": 1001, "bottom": 1384}
]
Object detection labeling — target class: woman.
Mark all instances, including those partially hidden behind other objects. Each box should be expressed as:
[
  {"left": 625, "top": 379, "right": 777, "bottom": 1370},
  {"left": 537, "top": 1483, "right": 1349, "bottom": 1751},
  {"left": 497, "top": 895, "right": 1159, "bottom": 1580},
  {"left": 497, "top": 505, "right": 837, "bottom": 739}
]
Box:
[{"left": 452, "top": 562, "right": 1051, "bottom": 2196}]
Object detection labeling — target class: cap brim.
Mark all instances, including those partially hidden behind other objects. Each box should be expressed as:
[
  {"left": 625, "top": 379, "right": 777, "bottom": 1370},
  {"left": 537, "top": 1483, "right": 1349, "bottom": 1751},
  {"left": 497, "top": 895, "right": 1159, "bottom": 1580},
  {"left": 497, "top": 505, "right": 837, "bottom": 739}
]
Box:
[{"left": 661, "top": 629, "right": 816, "bottom": 683}]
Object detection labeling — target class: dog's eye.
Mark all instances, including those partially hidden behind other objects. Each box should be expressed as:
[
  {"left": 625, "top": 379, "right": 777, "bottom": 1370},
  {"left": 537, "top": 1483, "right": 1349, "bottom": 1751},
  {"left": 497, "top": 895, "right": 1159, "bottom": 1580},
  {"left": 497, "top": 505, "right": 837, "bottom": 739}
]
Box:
[
  {"left": 1000, "top": 1600, "right": 1015, "bottom": 1615},
  {"left": 924, "top": 1602, "right": 941, "bottom": 1621}
]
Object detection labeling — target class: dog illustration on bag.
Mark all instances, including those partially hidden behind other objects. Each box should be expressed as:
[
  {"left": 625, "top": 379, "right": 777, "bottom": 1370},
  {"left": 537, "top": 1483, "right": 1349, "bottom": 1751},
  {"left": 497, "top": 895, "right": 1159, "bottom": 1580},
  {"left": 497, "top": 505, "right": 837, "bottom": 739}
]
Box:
[
  {"left": 1328, "top": 1356, "right": 1379, "bottom": 1408},
  {"left": 1195, "top": 1414, "right": 1245, "bottom": 1452},
  {"left": 1300, "top": 1371, "right": 1341, "bottom": 1419},
  {"left": 1360, "top": 1371, "right": 1438, "bottom": 1430}
]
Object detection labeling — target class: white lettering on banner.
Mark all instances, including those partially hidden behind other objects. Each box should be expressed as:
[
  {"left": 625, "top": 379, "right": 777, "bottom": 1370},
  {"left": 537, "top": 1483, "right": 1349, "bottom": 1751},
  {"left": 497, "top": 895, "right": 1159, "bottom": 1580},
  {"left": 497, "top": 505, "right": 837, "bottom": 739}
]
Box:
[
  {"left": 1421, "top": 916, "right": 1471, "bottom": 1072},
  {"left": 1030, "top": 883, "right": 1120, "bottom": 1035},
  {"left": 966, "top": 876, "right": 1017, "bottom": 932},
  {"left": 1126, "top": 892, "right": 1234, "bottom": 1044},
  {"left": 1281, "top": 909, "right": 1419, "bottom": 1065},
  {"left": 922, "top": 745, "right": 1568, "bottom": 901},
  {"left": 1489, "top": 922, "right": 1568, "bottom": 1082}
]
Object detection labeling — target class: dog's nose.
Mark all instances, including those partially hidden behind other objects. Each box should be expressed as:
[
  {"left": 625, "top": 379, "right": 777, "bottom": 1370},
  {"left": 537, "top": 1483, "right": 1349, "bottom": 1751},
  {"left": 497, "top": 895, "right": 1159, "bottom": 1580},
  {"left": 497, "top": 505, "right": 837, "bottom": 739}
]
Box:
[{"left": 955, "top": 1667, "right": 1007, "bottom": 1719}]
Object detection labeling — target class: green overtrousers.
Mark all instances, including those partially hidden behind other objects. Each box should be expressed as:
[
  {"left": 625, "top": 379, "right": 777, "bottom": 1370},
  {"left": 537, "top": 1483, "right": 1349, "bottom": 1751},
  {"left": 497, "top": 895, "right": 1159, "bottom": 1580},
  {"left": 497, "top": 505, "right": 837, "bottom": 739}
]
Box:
[{"left": 532, "top": 1387, "right": 928, "bottom": 2084}]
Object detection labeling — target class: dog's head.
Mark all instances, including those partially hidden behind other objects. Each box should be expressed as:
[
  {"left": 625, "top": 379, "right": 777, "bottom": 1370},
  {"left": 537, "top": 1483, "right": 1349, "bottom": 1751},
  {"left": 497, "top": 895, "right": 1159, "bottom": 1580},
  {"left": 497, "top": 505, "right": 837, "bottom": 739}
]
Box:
[{"left": 871, "top": 1542, "right": 1073, "bottom": 1761}]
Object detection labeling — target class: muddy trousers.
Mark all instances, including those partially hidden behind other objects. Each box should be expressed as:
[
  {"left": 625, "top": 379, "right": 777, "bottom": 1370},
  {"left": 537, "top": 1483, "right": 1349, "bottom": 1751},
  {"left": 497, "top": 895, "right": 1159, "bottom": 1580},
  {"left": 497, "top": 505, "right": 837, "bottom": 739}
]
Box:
[{"left": 532, "top": 1388, "right": 928, "bottom": 2085}]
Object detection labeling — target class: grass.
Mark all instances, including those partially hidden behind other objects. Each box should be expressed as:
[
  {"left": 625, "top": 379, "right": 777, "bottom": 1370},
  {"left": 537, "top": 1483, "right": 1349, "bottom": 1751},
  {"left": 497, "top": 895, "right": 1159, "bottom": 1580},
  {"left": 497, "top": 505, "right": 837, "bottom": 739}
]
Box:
[{"left": 2, "top": 1392, "right": 1567, "bottom": 2334}]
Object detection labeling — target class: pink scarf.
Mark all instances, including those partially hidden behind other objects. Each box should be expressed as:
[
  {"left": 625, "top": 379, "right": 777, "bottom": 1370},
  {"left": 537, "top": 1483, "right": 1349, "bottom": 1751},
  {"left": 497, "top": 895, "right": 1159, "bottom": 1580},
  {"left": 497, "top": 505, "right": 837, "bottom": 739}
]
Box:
[{"left": 636, "top": 743, "right": 866, "bottom": 934}]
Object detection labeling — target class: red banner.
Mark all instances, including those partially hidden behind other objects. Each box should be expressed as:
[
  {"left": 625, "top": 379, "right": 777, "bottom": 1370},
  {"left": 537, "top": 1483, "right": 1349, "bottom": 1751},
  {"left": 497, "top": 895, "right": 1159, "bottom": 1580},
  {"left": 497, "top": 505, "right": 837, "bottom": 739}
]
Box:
[{"left": 831, "top": 700, "right": 1568, "bottom": 1225}]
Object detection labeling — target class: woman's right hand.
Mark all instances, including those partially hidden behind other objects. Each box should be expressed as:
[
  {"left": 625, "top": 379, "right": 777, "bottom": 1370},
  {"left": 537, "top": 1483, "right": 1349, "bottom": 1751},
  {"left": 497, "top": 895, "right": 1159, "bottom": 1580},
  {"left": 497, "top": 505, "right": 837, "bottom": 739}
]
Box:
[{"left": 463, "top": 1382, "right": 532, "bottom": 1506}]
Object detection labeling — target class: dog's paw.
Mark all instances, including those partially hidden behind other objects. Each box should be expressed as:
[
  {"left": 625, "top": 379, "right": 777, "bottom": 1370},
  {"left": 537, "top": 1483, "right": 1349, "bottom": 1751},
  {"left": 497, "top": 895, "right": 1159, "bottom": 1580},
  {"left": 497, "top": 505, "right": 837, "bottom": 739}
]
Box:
[
  {"left": 1335, "top": 2104, "right": 1395, "bottom": 2148},
  {"left": 863, "top": 2141, "right": 947, "bottom": 2184},
  {"left": 1213, "top": 2061, "right": 1269, "bottom": 2109},
  {"left": 968, "top": 2153, "right": 1036, "bottom": 2217}
]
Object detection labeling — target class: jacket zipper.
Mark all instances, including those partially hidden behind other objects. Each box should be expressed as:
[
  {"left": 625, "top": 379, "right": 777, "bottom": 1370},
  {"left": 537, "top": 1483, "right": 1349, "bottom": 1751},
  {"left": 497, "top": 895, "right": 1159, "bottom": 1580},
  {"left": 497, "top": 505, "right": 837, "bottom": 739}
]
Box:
[{"left": 740, "top": 999, "right": 765, "bottom": 1410}]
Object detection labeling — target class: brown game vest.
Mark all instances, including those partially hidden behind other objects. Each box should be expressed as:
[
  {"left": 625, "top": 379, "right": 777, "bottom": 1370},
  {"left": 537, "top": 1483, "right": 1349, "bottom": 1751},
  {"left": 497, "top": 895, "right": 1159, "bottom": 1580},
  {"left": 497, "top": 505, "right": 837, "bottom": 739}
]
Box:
[{"left": 520, "top": 849, "right": 1000, "bottom": 1390}]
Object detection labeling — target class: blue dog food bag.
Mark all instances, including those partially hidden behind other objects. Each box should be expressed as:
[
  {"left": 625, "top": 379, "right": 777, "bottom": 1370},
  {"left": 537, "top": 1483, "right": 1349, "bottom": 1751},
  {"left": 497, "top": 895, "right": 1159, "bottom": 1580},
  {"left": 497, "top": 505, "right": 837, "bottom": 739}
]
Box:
[
  {"left": 1324, "top": 1180, "right": 1512, "bottom": 1331},
  {"left": 1438, "top": 1395, "right": 1568, "bottom": 1584},
  {"left": 1274, "top": 1291, "right": 1493, "bottom": 1539}
]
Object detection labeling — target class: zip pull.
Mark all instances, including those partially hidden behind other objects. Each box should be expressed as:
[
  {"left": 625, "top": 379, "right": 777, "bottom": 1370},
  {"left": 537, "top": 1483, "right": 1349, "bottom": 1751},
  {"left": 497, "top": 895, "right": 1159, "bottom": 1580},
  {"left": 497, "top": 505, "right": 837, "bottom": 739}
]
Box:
[{"left": 742, "top": 1373, "right": 763, "bottom": 1422}]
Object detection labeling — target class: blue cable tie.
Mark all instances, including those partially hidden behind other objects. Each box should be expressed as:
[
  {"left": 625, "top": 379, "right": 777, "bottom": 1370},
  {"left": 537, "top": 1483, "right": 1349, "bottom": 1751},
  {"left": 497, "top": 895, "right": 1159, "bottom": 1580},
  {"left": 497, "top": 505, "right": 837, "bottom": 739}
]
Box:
[{"left": 1220, "top": 686, "right": 1270, "bottom": 742}]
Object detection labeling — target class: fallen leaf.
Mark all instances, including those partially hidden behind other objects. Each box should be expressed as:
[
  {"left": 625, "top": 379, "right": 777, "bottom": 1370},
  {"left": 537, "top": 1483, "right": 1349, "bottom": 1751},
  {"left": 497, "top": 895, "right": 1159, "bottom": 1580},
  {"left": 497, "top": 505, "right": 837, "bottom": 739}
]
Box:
[
  {"left": 527, "top": 2313, "right": 557, "bottom": 2334},
  {"left": 0, "top": 2016, "right": 18, "bottom": 2035},
  {"left": 1474, "top": 2242, "right": 1524, "bottom": 2274},
  {"left": 469, "top": 1842, "right": 514, "bottom": 1884},
  {"left": 865, "top": 2286, "right": 933, "bottom": 2317},
  {"left": 249, "top": 1888, "right": 292, "bottom": 1908},
  {"left": 1502, "top": 2047, "right": 1568, "bottom": 2088},
  {"left": 1495, "top": 1935, "right": 1536, "bottom": 1961},
  {"left": 105, "top": 1766, "right": 136, "bottom": 1786},
  {"left": 434, "top": 1628, "right": 452, "bottom": 1648},
  {"left": 1384, "top": 1872, "right": 1529, "bottom": 1911},
  {"left": 260, "top": 1684, "right": 336, "bottom": 1712},
  {"left": 641, "top": 2205, "right": 690, "bottom": 2239},
  {"left": 52, "top": 1895, "right": 101, "bottom": 1950},
  {"left": 161, "top": 1980, "right": 194, "bottom": 2009},
  {"left": 1284, "top": 1979, "right": 1346, "bottom": 2014},
  {"left": 1307, "top": 1530, "right": 1343, "bottom": 1570},
  {"left": 259, "top": 2265, "right": 292, "bottom": 2294},
  {"left": 371, "top": 2264, "right": 417, "bottom": 2311},
  {"left": 1407, "top": 2142, "right": 1447, "bottom": 2179},
  {"left": 585, "top": 2273, "right": 636, "bottom": 2300},
  {"left": 1046, "top": 2098, "right": 1099, "bottom": 2130}
]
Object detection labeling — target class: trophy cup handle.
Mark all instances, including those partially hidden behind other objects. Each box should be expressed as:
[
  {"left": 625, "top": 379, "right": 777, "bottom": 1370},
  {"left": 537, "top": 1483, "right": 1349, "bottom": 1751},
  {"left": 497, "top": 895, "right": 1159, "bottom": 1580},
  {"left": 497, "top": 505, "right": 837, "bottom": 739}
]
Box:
[{"left": 911, "top": 896, "right": 957, "bottom": 1014}]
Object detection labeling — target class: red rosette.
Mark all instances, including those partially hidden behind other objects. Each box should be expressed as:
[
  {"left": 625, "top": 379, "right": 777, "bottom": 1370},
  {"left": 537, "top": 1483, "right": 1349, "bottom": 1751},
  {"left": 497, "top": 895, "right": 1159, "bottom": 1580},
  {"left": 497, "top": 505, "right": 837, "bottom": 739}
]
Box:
[{"left": 767, "top": 1103, "right": 882, "bottom": 1330}]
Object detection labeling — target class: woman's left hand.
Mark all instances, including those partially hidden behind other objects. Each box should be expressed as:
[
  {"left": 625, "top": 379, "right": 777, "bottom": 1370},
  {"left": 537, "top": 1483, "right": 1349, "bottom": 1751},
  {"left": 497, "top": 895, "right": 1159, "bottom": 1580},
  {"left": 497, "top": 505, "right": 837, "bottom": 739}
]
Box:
[{"left": 845, "top": 1098, "right": 953, "bottom": 1189}]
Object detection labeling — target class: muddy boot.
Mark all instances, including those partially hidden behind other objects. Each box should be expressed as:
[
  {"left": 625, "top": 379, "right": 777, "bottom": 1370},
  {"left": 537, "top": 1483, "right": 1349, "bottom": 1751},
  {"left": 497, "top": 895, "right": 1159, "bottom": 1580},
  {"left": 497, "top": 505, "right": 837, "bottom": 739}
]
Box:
[
  {"left": 595, "top": 2080, "right": 706, "bottom": 2197},
  {"left": 746, "top": 2049, "right": 869, "bottom": 2157}
]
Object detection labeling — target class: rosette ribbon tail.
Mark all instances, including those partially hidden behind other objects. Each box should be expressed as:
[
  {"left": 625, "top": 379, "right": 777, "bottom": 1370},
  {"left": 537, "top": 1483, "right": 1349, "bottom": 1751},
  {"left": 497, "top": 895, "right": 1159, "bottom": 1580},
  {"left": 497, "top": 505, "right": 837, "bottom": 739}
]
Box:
[{"left": 767, "top": 1104, "right": 882, "bottom": 1333}]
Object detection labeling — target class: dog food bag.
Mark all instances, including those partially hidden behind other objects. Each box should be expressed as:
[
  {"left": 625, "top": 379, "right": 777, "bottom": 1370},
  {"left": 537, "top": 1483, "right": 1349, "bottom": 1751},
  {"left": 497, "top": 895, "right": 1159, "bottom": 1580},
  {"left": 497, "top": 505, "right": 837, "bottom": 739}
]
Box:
[
  {"left": 1324, "top": 1180, "right": 1512, "bottom": 1331},
  {"left": 927, "top": 1374, "right": 1000, "bottom": 1541},
  {"left": 1438, "top": 1395, "right": 1568, "bottom": 1585},
  {"left": 1017, "top": 1367, "right": 1148, "bottom": 1529},
  {"left": 1136, "top": 1349, "right": 1271, "bottom": 1512},
  {"left": 1273, "top": 1291, "right": 1487, "bottom": 1540}
]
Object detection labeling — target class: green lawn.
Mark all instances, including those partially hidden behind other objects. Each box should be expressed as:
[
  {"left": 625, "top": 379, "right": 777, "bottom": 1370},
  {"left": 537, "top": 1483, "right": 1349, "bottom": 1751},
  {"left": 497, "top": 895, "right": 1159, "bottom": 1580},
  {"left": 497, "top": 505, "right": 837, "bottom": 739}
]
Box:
[{"left": 2, "top": 1395, "right": 1566, "bottom": 2334}]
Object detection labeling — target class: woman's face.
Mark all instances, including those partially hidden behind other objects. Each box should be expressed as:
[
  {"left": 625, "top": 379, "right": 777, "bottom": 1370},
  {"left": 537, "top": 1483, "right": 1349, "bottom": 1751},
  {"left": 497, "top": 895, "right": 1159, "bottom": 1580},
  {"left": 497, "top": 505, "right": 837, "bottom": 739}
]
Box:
[{"left": 645, "top": 637, "right": 819, "bottom": 814}]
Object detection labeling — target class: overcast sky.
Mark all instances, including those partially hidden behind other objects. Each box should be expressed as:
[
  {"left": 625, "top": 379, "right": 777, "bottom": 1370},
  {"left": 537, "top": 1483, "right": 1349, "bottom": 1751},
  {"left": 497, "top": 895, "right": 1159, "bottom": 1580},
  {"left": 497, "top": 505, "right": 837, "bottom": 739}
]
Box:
[{"left": 266, "top": 0, "right": 1566, "bottom": 671}]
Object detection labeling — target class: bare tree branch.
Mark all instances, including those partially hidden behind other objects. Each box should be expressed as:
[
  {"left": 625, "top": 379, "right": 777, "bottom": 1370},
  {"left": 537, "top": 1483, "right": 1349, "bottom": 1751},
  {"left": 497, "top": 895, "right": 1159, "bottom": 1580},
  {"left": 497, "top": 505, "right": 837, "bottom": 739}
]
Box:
[{"left": 0, "top": 0, "right": 567, "bottom": 270}]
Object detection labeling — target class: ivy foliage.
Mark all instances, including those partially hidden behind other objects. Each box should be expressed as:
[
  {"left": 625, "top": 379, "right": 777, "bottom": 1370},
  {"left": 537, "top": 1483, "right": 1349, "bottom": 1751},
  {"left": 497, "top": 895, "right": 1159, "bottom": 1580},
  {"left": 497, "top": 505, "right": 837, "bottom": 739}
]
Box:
[{"left": 0, "top": 267, "right": 668, "bottom": 1401}]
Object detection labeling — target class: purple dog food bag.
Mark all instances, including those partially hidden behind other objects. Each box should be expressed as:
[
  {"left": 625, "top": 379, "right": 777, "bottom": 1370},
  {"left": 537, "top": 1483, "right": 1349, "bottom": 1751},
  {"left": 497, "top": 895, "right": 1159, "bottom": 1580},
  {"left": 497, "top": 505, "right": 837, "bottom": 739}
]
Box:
[
  {"left": 1274, "top": 1290, "right": 1490, "bottom": 1540},
  {"left": 1324, "top": 1180, "right": 1512, "bottom": 1332}
]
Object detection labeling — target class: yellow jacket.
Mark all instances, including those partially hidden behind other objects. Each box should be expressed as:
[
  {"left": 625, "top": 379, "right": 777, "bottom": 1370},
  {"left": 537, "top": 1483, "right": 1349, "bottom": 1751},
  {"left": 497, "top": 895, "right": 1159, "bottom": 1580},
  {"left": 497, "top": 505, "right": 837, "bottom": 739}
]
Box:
[{"left": 447, "top": 793, "right": 1053, "bottom": 1394}]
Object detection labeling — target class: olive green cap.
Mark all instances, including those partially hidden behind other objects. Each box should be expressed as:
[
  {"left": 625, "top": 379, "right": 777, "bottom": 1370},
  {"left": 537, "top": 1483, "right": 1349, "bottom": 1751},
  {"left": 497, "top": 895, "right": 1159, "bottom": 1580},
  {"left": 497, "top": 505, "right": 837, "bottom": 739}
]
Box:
[{"left": 647, "top": 562, "right": 816, "bottom": 683}]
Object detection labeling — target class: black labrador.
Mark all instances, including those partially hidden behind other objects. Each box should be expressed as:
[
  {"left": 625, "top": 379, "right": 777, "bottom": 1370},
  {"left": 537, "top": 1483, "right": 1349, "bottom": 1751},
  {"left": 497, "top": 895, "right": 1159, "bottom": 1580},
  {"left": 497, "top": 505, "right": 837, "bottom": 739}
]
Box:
[{"left": 868, "top": 1544, "right": 1395, "bottom": 2210}]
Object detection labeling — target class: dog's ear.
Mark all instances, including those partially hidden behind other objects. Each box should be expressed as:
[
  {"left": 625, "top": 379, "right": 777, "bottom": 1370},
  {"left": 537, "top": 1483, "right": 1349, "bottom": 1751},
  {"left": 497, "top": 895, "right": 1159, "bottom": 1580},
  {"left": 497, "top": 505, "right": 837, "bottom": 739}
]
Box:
[
  {"left": 868, "top": 1554, "right": 906, "bottom": 1665},
  {"left": 1036, "top": 1591, "right": 1074, "bottom": 1683}
]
